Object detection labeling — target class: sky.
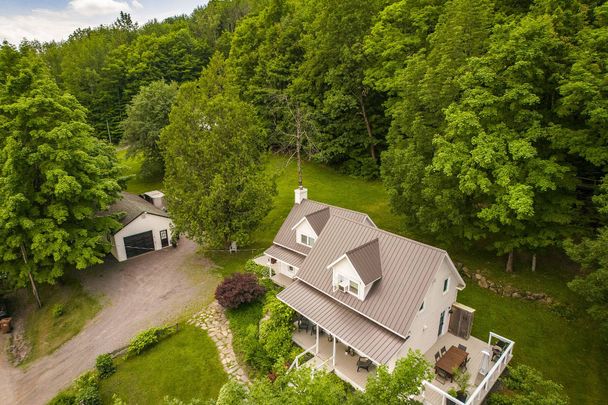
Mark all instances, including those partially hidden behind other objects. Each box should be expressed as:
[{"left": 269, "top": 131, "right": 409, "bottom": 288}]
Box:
[{"left": 0, "top": 0, "right": 209, "bottom": 44}]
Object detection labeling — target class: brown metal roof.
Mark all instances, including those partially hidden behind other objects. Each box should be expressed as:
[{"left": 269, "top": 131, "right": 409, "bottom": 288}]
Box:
[
  {"left": 106, "top": 192, "right": 169, "bottom": 227},
  {"left": 265, "top": 244, "right": 306, "bottom": 268},
  {"left": 295, "top": 215, "right": 447, "bottom": 338},
  {"left": 272, "top": 199, "right": 373, "bottom": 255},
  {"left": 278, "top": 280, "right": 405, "bottom": 364},
  {"left": 305, "top": 207, "right": 331, "bottom": 235},
  {"left": 344, "top": 238, "right": 382, "bottom": 285}
]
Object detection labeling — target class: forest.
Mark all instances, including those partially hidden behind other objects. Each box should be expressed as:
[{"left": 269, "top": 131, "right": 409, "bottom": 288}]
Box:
[{"left": 1, "top": 0, "right": 607, "bottom": 338}]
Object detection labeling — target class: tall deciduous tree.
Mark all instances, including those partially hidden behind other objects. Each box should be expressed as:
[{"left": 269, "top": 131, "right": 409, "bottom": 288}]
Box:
[
  {"left": 160, "top": 54, "right": 275, "bottom": 248},
  {"left": 432, "top": 14, "right": 577, "bottom": 270},
  {"left": 121, "top": 80, "right": 178, "bottom": 179},
  {"left": 0, "top": 46, "right": 122, "bottom": 305}
]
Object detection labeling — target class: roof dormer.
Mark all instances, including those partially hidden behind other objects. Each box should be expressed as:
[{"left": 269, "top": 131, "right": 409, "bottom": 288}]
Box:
[
  {"left": 328, "top": 238, "right": 382, "bottom": 301},
  {"left": 292, "top": 207, "right": 330, "bottom": 247}
]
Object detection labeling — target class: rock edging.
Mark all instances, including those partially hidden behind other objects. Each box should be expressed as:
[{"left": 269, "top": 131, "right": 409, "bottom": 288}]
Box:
[
  {"left": 188, "top": 301, "right": 249, "bottom": 384},
  {"left": 459, "top": 265, "right": 554, "bottom": 305}
]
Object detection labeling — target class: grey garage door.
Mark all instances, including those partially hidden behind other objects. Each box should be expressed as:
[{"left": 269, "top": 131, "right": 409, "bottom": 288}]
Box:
[{"left": 124, "top": 230, "right": 155, "bottom": 258}]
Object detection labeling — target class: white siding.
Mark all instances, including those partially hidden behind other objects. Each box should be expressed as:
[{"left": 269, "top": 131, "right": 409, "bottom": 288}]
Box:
[
  {"left": 111, "top": 213, "right": 173, "bottom": 262},
  {"left": 387, "top": 257, "right": 458, "bottom": 370},
  {"left": 295, "top": 219, "right": 317, "bottom": 247},
  {"left": 331, "top": 257, "right": 366, "bottom": 300}
]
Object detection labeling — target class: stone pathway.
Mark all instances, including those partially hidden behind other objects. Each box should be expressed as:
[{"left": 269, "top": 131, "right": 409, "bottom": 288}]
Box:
[{"left": 189, "top": 301, "right": 249, "bottom": 384}]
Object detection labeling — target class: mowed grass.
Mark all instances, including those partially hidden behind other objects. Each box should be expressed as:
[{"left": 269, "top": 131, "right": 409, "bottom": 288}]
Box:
[
  {"left": 20, "top": 277, "right": 101, "bottom": 366},
  {"left": 206, "top": 154, "right": 607, "bottom": 404},
  {"left": 100, "top": 325, "right": 227, "bottom": 404}
]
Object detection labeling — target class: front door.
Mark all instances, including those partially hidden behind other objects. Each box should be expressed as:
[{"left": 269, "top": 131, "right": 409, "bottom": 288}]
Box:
[
  {"left": 438, "top": 310, "right": 445, "bottom": 337},
  {"left": 160, "top": 229, "right": 169, "bottom": 247}
]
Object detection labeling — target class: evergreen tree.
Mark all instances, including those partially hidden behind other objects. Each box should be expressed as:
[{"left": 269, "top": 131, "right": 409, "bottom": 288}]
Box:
[{"left": 160, "top": 54, "right": 276, "bottom": 248}]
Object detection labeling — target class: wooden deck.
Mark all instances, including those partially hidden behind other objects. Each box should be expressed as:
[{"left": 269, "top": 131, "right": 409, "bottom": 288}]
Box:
[
  {"left": 293, "top": 327, "right": 376, "bottom": 390},
  {"left": 421, "top": 332, "right": 513, "bottom": 405}
]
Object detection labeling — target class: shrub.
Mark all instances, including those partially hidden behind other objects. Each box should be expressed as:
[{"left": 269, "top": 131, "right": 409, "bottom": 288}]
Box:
[
  {"left": 216, "top": 380, "right": 248, "bottom": 405},
  {"left": 489, "top": 365, "right": 568, "bottom": 405},
  {"left": 74, "top": 371, "right": 101, "bottom": 405},
  {"left": 244, "top": 260, "right": 268, "bottom": 279},
  {"left": 52, "top": 304, "right": 65, "bottom": 318},
  {"left": 259, "top": 296, "right": 295, "bottom": 365},
  {"left": 126, "top": 325, "right": 177, "bottom": 357},
  {"left": 215, "top": 273, "right": 266, "bottom": 309},
  {"left": 95, "top": 353, "right": 116, "bottom": 379}
]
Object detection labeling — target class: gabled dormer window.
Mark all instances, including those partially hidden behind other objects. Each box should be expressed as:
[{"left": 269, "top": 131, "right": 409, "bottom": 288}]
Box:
[{"left": 300, "top": 234, "right": 316, "bottom": 246}]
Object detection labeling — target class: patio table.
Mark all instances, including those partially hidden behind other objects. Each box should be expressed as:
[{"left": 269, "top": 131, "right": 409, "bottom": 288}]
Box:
[{"left": 435, "top": 345, "right": 468, "bottom": 382}]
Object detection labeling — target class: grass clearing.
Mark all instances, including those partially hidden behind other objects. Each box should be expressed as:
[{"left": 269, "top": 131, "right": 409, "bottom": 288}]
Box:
[
  {"left": 99, "top": 324, "right": 227, "bottom": 404},
  {"left": 117, "top": 149, "right": 163, "bottom": 194},
  {"left": 19, "top": 277, "right": 101, "bottom": 366},
  {"left": 225, "top": 301, "right": 265, "bottom": 370}
]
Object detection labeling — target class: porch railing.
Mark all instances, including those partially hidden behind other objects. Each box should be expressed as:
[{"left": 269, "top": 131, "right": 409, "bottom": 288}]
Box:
[
  {"left": 288, "top": 344, "right": 317, "bottom": 372},
  {"left": 421, "top": 331, "right": 514, "bottom": 405}
]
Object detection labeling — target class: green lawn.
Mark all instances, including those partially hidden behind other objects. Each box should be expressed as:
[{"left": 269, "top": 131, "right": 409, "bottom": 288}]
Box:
[
  {"left": 20, "top": 277, "right": 101, "bottom": 366},
  {"left": 207, "top": 154, "right": 606, "bottom": 404},
  {"left": 100, "top": 325, "right": 227, "bottom": 404},
  {"left": 117, "top": 149, "right": 164, "bottom": 194}
]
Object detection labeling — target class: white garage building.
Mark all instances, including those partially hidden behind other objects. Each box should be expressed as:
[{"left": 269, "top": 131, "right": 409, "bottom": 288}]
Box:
[{"left": 108, "top": 192, "right": 173, "bottom": 262}]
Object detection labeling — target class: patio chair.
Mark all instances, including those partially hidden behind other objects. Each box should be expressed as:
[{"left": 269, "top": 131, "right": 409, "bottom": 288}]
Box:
[
  {"left": 357, "top": 357, "right": 372, "bottom": 372},
  {"left": 298, "top": 318, "right": 310, "bottom": 332},
  {"left": 460, "top": 356, "right": 470, "bottom": 370},
  {"left": 440, "top": 346, "right": 447, "bottom": 355},
  {"left": 458, "top": 344, "right": 467, "bottom": 352},
  {"left": 434, "top": 351, "right": 441, "bottom": 362},
  {"left": 435, "top": 368, "right": 448, "bottom": 384}
]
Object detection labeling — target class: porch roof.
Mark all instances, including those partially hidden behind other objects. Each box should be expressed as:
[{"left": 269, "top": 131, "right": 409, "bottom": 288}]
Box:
[
  {"left": 278, "top": 280, "right": 405, "bottom": 364},
  {"left": 265, "top": 244, "right": 306, "bottom": 268}
]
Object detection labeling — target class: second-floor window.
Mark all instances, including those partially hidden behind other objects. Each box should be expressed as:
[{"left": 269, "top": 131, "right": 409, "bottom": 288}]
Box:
[
  {"left": 443, "top": 277, "right": 450, "bottom": 293},
  {"left": 300, "top": 234, "right": 316, "bottom": 246},
  {"left": 349, "top": 280, "right": 359, "bottom": 295}
]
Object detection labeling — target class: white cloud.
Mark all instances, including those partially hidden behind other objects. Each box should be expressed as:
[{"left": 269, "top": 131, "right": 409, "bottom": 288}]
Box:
[
  {"left": 68, "top": 0, "right": 131, "bottom": 17},
  {"left": 0, "top": 1, "right": 206, "bottom": 45}
]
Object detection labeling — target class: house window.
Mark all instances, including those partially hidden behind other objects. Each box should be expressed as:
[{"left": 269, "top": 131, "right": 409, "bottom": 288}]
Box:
[
  {"left": 349, "top": 280, "right": 359, "bottom": 296},
  {"left": 300, "top": 234, "right": 316, "bottom": 246},
  {"left": 419, "top": 300, "right": 425, "bottom": 312},
  {"left": 287, "top": 265, "right": 294, "bottom": 273},
  {"left": 443, "top": 277, "right": 450, "bottom": 293}
]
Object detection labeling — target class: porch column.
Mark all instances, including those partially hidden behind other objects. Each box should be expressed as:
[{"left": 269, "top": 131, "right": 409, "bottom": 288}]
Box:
[
  {"left": 315, "top": 324, "right": 319, "bottom": 354},
  {"left": 332, "top": 336, "right": 336, "bottom": 367}
]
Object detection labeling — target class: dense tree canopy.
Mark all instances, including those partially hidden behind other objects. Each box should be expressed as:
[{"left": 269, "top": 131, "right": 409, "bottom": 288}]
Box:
[{"left": 0, "top": 45, "right": 122, "bottom": 300}]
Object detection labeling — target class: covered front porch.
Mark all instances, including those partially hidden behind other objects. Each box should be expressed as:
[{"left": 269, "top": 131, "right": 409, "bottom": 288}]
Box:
[{"left": 291, "top": 323, "right": 376, "bottom": 390}]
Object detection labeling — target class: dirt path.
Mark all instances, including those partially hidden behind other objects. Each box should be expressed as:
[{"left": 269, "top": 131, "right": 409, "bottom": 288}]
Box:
[{"left": 0, "top": 239, "right": 218, "bottom": 405}]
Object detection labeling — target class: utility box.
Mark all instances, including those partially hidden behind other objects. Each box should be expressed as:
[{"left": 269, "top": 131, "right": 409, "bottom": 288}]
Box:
[{"left": 142, "top": 190, "right": 165, "bottom": 210}]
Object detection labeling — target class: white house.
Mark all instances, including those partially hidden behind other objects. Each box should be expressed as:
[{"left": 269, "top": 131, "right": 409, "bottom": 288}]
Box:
[
  {"left": 107, "top": 192, "right": 173, "bottom": 262},
  {"left": 259, "top": 188, "right": 514, "bottom": 405}
]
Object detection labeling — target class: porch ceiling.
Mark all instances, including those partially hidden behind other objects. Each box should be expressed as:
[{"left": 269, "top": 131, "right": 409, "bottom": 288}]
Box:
[{"left": 278, "top": 280, "right": 405, "bottom": 364}]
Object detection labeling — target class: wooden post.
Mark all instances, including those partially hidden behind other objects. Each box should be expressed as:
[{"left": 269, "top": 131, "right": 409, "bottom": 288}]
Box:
[{"left": 531, "top": 253, "right": 536, "bottom": 272}]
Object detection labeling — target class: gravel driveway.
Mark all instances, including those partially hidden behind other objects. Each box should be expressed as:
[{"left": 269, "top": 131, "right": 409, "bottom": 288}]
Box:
[{"left": 0, "top": 239, "right": 218, "bottom": 405}]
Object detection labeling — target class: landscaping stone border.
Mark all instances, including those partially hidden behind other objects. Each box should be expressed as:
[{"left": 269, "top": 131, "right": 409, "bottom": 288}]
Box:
[{"left": 189, "top": 301, "right": 249, "bottom": 384}]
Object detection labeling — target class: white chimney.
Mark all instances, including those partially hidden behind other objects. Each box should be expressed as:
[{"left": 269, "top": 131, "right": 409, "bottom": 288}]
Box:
[{"left": 295, "top": 187, "right": 308, "bottom": 204}]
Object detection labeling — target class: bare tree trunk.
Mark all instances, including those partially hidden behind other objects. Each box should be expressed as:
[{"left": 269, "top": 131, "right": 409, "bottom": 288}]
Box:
[
  {"left": 358, "top": 91, "right": 377, "bottom": 161},
  {"left": 21, "top": 243, "right": 42, "bottom": 308},
  {"left": 505, "top": 251, "right": 514, "bottom": 273},
  {"left": 295, "top": 105, "right": 303, "bottom": 188},
  {"left": 531, "top": 253, "right": 537, "bottom": 272}
]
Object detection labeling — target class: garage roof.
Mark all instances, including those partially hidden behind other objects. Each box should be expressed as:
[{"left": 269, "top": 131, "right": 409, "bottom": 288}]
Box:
[{"left": 107, "top": 192, "right": 169, "bottom": 226}]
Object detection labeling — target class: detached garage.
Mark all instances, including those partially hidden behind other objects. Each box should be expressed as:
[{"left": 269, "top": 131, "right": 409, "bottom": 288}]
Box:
[{"left": 108, "top": 192, "right": 173, "bottom": 262}]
